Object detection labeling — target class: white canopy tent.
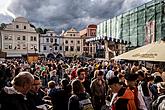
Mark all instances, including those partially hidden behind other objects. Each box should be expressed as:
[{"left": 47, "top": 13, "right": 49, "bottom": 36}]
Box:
[{"left": 113, "top": 40, "right": 165, "bottom": 62}]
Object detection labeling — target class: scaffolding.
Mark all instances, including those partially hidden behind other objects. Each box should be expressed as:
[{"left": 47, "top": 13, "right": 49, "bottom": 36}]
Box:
[{"left": 96, "top": 0, "right": 165, "bottom": 47}]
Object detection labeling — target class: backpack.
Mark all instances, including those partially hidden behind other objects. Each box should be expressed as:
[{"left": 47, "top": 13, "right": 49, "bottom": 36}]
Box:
[
  {"left": 79, "top": 98, "right": 94, "bottom": 110},
  {"left": 73, "top": 94, "right": 94, "bottom": 110}
]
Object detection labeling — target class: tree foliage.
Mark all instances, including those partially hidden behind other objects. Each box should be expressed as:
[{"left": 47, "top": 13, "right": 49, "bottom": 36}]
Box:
[{"left": 0, "top": 23, "right": 6, "bottom": 29}]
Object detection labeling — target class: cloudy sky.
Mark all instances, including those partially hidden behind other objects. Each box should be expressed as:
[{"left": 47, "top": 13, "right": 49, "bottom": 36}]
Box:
[{"left": 0, "top": 0, "right": 151, "bottom": 33}]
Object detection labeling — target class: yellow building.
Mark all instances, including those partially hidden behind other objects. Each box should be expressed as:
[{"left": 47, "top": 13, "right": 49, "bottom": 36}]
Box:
[{"left": 62, "top": 28, "right": 83, "bottom": 57}]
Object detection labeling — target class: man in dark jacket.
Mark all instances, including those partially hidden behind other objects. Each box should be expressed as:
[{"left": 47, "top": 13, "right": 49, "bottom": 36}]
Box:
[
  {"left": 27, "top": 75, "right": 46, "bottom": 110},
  {"left": 0, "top": 72, "right": 34, "bottom": 110}
]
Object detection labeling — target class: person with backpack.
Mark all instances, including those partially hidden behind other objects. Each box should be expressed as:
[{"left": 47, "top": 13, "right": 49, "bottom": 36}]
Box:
[{"left": 68, "top": 79, "right": 94, "bottom": 110}]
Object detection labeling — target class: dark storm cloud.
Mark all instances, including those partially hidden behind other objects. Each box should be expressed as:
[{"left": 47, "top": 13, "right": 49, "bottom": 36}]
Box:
[{"left": 1, "top": 0, "right": 151, "bottom": 33}]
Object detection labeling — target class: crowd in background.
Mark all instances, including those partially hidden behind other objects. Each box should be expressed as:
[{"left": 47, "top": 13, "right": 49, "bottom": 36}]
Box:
[{"left": 0, "top": 58, "right": 165, "bottom": 110}]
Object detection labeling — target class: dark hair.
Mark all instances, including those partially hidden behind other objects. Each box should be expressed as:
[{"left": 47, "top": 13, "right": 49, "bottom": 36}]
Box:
[
  {"left": 48, "top": 81, "right": 56, "bottom": 89},
  {"left": 125, "top": 73, "right": 138, "bottom": 81},
  {"left": 108, "top": 77, "right": 119, "bottom": 85},
  {"left": 34, "top": 75, "right": 40, "bottom": 80},
  {"left": 77, "top": 68, "right": 86, "bottom": 76},
  {"left": 114, "top": 71, "right": 119, "bottom": 76},
  {"left": 98, "top": 70, "right": 104, "bottom": 76},
  {"left": 154, "top": 76, "right": 163, "bottom": 83},
  {"left": 137, "top": 70, "right": 145, "bottom": 78},
  {"left": 61, "top": 78, "right": 69, "bottom": 89},
  {"left": 133, "top": 62, "right": 138, "bottom": 66}
]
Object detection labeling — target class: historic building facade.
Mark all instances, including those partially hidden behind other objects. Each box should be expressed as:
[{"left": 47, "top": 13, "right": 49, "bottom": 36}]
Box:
[
  {"left": 39, "top": 30, "right": 63, "bottom": 58},
  {"left": 0, "top": 17, "right": 39, "bottom": 57},
  {"left": 62, "top": 28, "right": 83, "bottom": 57},
  {"left": 80, "top": 24, "right": 97, "bottom": 58}
]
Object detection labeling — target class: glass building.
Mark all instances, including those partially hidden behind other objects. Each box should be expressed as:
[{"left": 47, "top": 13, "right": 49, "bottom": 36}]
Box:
[{"left": 96, "top": 0, "right": 165, "bottom": 48}]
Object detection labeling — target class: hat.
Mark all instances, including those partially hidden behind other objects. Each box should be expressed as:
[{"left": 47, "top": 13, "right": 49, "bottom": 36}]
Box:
[
  {"left": 108, "top": 77, "right": 119, "bottom": 85},
  {"left": 125, "top": 73, "right": 138, "bottom": 81}
]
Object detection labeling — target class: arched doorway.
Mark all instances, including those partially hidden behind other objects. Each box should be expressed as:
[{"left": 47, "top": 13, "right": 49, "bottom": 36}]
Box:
[
  {"left": 47, "top": 53, "right": 55, "bottom": 59},
  {"left": 56, "top": 53, "right": 63, "bottom": 59}
]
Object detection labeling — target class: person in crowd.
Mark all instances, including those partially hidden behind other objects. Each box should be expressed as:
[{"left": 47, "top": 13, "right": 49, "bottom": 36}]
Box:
[
  {"left": 0, "top": 72, "right": 34, "bottom": 110},
  {"left": 91, "top": 70, "right": 99, "bottom": 81},
  {"left": 26, "top": 75, "right": 47, "bottom": 110},
  {"left": 90, "top": 70, "right": 106, "bottom": 110},
  {"left": 108, "top": 77, "right": 137, "bottom": 110},
  {"left": 68, "top": 79, "right": 93, "bottom": 110},
  {"left": 106, "top": 66, "right": 117, "bottom": 81},
  {"left": 83, "top": 67, "right": 92, "bottom": 95},
  {"left": 76, "top": 68, "right": 91, "bottom": 94},
  {"left": 131, "top": 62, "right": 139, "bottom": 73},
  {"left": 49, "top": 78, "right": 71, "bottom": 110},
  {"left": 150, "top": 75, "right": 163, "bottom": 101},
  {"left": 152, "top": 82, "right": 165, "bottom": 110},
  {"left": 137, "top": 70, "right": 153, "bottom": 110},
  {"left": 125, "top": 73, "right": 147, "bottom": 110}
]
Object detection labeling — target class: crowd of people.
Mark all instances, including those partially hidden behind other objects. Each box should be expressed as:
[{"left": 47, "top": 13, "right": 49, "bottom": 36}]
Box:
[{"left": 0, "top": 58, "right": 165, "bottom": 110}]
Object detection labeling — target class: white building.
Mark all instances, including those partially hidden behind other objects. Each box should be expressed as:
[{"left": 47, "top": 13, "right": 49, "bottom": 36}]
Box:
[
  {"left": 62, "top": 28, "right": 83, "bottom": 57},
  {"left": 40, "top": 31, "right": 63, "bottom": 58},
  {"left": 0, "top": 17, "right": 39, "bottom": 57}
]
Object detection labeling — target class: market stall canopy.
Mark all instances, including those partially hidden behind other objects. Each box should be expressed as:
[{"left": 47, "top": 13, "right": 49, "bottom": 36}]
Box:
[{"left": 112, "top": 40, "right": 165, "bottom": 62}]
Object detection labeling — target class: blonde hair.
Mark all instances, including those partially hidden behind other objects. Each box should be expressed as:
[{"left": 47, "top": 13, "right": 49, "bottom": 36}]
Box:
[{"left": 93, "top": 70, "right": 99, "bottom": 79}]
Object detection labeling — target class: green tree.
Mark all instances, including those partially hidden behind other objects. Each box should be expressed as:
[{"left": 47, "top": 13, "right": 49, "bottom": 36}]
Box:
[
  {"left": 0, "top": 23, "right": 6, "bottom": 29},
  {"left": 35, "top": 28, "right": 44, "bottom": 34}
]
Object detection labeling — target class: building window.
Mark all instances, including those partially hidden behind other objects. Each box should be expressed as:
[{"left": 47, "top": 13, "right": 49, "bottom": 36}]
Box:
[
  {"left": 116, "top": 45, "right": 118, "bottom": 49},
  {"left": 50, "top": 38, "right": 53, "bottom": 43},
  {"left": 90, "top": 47, "right": 92, "bottom": 52},
  {"left": 50, "top": 33, "right": 53, "bottom": 36},
  {"left": 34, "top": 37, "right": 37, "bottom": 41},
  {"left": 9, "top": 44, "right": 12, "bottom": 49},
  {"left": 65, "top": 46, "right": 68, "bottom": 51},
  {"left": 22, "top": 44, "right": 26, "bottom": 49},
  {"left": 30, "top": 36, "right": 33, "bottom": 41},
  {"left": 77, "top": 40, "right": 80, "bottom": 44},
  {"left": 83, "top": 47, "right": 88, "bottom": 51},
  {"left": 4, "top": 45, "right": 8, "bottom": 49},
  {"left": 60, "top": 46, "right": 62, "bottom": 50},
  {"left": 65, "top": 40, "right": 68, "bottom": 44},
  {"left": 71, "top": 40, "right": 73, "bottom": 43},
  {"left": 24, "top": 26, "right": 26, "bottom": 29},
  {"left": 77, "top": 46, "right": 80, "bottom": 51},
  {"left": 55, "top": 46, "right": 57, "bottom": 50},
  {"left": 8, "top": 35, "right": 12, "bottom": 40},
  {"left": 17, "top": 36, "right": 20, "bottom": 40},
  {"left": 73, "top": 34, "right": 75, "bottom": 36},
  {"left": 16, "top": 25, "right": 19, "bottom": 28},
  {"left": 55, "top": 39, "right": 57, "bottom": 42},
  {"left": 23, "top": 36, "right": 26, "bottom": 40},
  {"left": 43, "top": 46, "right": 46, "bottom": 50},
  {"left": 70, "top": 34, "right": 72, "bottom": 36},
  {"left": 46, "top": 38, "right": 49, "bottom": 42},
  {"left": 17, "top": 44, "right": 20, "bottom": 49},
  {"left": 4, "top": 36, "right": 8, "bottom": 40},
  {"left": 70, "top": 46, "right": 74, "bottom": 51}
]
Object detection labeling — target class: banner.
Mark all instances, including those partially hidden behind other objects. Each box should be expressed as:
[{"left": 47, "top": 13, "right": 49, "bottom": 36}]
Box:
[{"left": 145, "top": 20, "right": 155, "bottom": 45}]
